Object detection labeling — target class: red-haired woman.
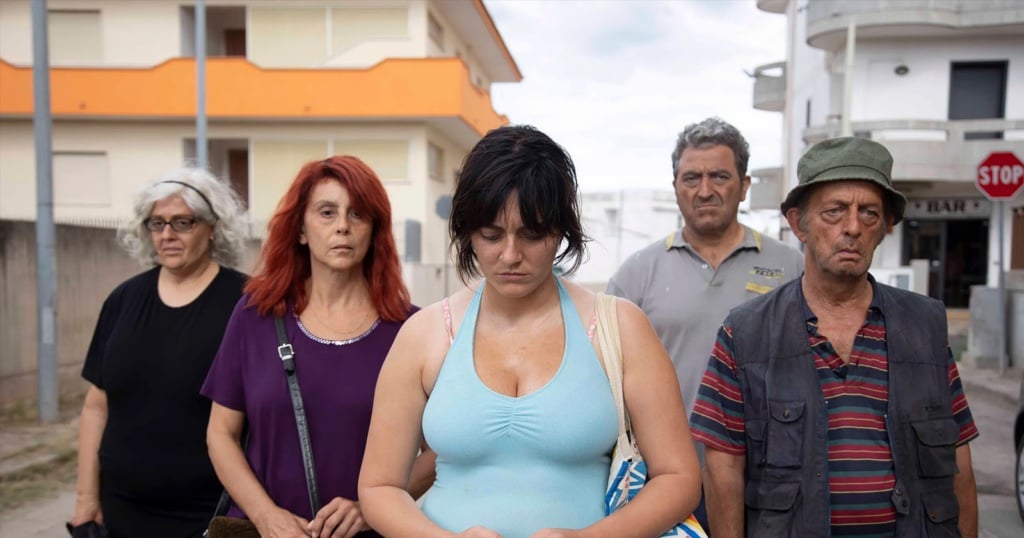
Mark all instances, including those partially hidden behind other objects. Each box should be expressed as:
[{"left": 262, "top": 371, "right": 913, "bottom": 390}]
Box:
[{"left": 202, "top": 156, "right": 434, "bottom": 538}]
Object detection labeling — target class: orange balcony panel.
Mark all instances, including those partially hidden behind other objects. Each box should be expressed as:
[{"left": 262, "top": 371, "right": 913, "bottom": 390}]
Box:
[{"left": 0, "top": 57, "right": 508, "bottom": 136}]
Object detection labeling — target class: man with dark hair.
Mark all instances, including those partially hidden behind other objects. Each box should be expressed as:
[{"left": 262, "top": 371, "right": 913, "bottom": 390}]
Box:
[
  {"left": 691, "top": 137, "right": 978, "bottom": 537},
  {"left": 608, "top": 117, "right": 803, "bottom": 530},
  {"left": 608, "top": 116, "right": 802, "bottom": 429}
]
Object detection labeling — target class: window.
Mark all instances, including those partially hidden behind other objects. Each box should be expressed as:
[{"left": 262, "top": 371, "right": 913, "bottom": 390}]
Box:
[
  {"left": 48, "top": 10, "right": 102, "bottom": 64},
  {"left": 251, "top": 140, "right": 329, "bottom": 217},
  {"left": 427, "top": 142, "right": 444, "bottom": 182},
  {"left": 332, "top": 8, "right": 408, "bottom": 53},
  {"left": 249, "top": 8, "right": 326, "bottom": 67},
  {"left": 428, "top": 12, "right": 444, "bottom": 49},
  {"left": 334, "top": 140, "right": 409, "bottom": 181},
  {"left": 949, "top": 61, "right": 1007, "bottom": 140},
  {"left": 54, "top": 152, "right": 110, "bottom": 206}
]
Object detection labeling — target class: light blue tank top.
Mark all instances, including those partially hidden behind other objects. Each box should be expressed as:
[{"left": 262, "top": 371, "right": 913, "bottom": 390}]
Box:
[{"left": 421, "top": 278, "right": 618, "bottom": 537}]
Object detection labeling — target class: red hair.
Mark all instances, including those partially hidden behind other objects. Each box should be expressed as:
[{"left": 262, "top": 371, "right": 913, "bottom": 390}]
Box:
[{"left": 245, "top": 156, "right": 411, "bottom": 321}]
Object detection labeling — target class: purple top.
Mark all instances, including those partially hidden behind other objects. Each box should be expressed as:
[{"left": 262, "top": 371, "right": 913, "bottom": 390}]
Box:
[{"left": 201, "top": 296, "right": 413, "bottom": 529}]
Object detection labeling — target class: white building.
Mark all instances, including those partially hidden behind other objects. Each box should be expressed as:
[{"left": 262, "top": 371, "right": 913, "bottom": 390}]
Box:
[
  {"left": 0, "top": 0, "right": 521, "bottom": 305},
  {"left": 575, "top": 189, "right": 681, "bottom": 289},
  {"left": 751, "top": 0, "right": 1024, "bottom": 308},
  {"left": 576, "top": 189, "right": 781, "bottom": 290}
]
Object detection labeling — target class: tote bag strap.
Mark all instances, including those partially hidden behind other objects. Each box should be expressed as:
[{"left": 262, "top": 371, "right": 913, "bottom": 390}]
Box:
[
  {"left": 594, "top": 293, "right": 637, "bottom": 460},
  {"left": 275, "top": 315, "right": 322, "bottom": 515}
]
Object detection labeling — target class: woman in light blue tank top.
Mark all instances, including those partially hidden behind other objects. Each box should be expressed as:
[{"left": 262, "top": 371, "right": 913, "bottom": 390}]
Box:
[
  {"left": 359, "top": 126, "right": 701, "bottom": 538},
  {"left": 420, "top": 276, "right": 617, "bottom": 535}
]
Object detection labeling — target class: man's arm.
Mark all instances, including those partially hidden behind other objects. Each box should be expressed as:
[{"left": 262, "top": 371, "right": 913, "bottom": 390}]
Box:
[
  {"left": 944, "top": 350, "right": 978, "bottom": 537},
  {"left": 953, "top": 443, "right": 977, "bottom": 538},
  {"left": 704, "top": 448, "right": 746, "bottom": 538},
  {"left": 690, "top": 322, "right": 748, "bottom": 538}
]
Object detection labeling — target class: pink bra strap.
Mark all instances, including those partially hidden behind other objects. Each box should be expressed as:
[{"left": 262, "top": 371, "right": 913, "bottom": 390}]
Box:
[{"left": 442, "top": 297, "right": 454, "bottom": 344}]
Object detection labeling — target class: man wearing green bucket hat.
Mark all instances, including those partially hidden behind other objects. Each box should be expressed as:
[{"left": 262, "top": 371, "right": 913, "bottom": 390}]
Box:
[{"left": 691, "top": 137, "right": 979, "bottom": 537}]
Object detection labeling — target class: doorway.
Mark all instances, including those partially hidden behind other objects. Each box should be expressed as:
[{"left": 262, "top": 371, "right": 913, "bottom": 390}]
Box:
[{"left": 902, "top": 219, "right": 988, "bottom": 307}]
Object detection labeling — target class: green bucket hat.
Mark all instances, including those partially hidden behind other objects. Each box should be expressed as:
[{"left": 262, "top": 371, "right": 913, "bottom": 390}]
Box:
[{"left": 780, "top": 136, "right": 907, "bottom": 224}]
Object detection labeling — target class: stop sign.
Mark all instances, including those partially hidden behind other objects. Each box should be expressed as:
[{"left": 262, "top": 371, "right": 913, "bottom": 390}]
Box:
[{"left": 976, "top": 151, "right": 1024, "bottom": 200}]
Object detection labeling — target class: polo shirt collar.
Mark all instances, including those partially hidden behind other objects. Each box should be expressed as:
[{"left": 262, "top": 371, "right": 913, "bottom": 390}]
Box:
[
  {"left": 800, "top": 273, "right": 885, "bottom": 322},
  {"left": 665, "top": 225, "right": 764, "bottom": 252}
]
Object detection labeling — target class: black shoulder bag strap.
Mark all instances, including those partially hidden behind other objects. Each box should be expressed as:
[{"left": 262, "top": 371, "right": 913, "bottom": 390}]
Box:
[{"left": 275, "top": 315, "right": 322, "bottom": 515}]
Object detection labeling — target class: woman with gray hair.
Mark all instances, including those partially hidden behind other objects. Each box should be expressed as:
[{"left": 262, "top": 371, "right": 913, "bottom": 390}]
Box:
[{"left": 69, "top": 168, "right": 249, "bottom": 537}]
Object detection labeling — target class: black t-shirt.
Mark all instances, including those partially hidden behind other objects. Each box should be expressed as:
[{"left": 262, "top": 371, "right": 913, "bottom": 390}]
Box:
[{"left": 82, "top": 265, "right": 246, "bottom": 513}]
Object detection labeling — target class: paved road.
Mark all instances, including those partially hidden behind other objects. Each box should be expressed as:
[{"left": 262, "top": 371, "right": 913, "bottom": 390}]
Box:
[
  {"left": 2, "top": 374, "right": 1022, "bottom": 537},
  {"left": 0, "top": 488, "right": 73, "bottom": 537},
  {"left": 967, "top": 378, "right": 1023, "bottom": 538}
]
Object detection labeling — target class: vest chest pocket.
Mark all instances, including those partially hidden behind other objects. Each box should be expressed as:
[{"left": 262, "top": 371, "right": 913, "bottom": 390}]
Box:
[
  {"left": 911, "top": 418, "right": 959, "bottom": 478},
  {"left": 766, "top": 400, "right": 805, "bottom": 468}
]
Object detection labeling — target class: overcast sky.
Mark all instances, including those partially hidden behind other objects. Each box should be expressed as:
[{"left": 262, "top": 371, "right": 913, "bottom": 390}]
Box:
[{"left": 485, "top": 0, "right": 788, "bottom": 193}]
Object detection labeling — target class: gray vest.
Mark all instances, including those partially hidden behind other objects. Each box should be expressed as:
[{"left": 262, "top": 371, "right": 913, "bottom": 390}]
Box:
[{"left": 727, "top": 278, "right": 962, "bottom": 537}]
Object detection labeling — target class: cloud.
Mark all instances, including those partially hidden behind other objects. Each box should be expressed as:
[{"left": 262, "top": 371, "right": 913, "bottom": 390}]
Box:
[{"left": 486, "top": 0, "right": 787, "bottom": 191}]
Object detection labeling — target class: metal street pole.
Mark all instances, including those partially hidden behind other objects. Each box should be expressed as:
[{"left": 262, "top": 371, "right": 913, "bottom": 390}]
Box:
[
  {"left": 998, "top": 200, "right": 1007, "bottom": 374},
  {"left": 195, "top": 0, "right": 207, "bottom": 168},
  {"left": 31, "top": 0, "right": 58, "bottom": 423}
]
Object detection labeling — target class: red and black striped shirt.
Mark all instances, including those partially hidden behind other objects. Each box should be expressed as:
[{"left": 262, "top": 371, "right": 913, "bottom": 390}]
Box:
[{"left": 690, "top": 284, "right": 978, "bottom": 537}]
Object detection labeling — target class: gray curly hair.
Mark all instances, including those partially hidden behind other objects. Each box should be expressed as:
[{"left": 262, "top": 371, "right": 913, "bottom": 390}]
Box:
[
  {"left": 671, "top": 117, "right": 751, "bottom": 180},
  {"left": 118, "top": 168, "right": 248, "bottom": 268}
]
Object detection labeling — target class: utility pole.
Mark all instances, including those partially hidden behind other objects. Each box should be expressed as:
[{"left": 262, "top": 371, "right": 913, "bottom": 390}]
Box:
[
  {"left": 195, "top": 0, "right": 208, "bottom": 168},
  {"left": 31, "top": 0, "right": 58, "bottom": 423}
]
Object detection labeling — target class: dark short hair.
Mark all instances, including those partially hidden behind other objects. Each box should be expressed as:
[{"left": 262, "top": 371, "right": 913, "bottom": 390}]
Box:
[
  {"left": 671, "top": 117, "right": 750, "bottom": 180},
  {"left": 450, "top": 125, "right": 588, "bottom": 282}
]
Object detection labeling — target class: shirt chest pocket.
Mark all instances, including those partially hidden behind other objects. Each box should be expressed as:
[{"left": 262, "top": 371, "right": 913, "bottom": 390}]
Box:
[{"left": 765, "top": 400, "right": 806, "bottom": 468}]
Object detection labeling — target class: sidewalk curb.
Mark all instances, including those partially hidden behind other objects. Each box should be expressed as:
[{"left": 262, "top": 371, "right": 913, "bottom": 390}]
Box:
[{"left": 958, "top": 365, "right": 1021, "bottom": 411}]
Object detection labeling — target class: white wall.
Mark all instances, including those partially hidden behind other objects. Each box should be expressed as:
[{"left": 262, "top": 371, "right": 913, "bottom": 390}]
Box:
[
  {"left": 575, "top": 189, "right": 680, "bottom": 287},
  {"left": 852, "top": 36, "right": 1024, "bottom": 122},
  {"left": 0, "top": 118, "right": 471, "bottom": 268},
  {"left": 0, "top": 120, "right": 187, "bottom": 221},
  {"left": 426, "top": 1, "right": 494, "bottom": 90},
  {"left": 0, "top": 0, "right": 491, "bottom": 82},
  {"left": 0, "top": 0, "right": 181, "bottom": 66}
]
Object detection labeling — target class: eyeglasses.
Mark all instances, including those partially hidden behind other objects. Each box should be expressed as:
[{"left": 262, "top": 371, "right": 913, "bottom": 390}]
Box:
[{"left": 144, "top": 217, "right": 200, "bottom": 233}]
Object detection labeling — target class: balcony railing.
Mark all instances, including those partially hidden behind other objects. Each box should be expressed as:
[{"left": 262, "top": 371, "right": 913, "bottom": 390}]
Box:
[
  {"left": 752, "top": 61, "right": 786, "bottom": 112},
  {"left": 0, "top": 57, "right": 508, "bottom": 139},
  {"left": 806, "top": 0, "right": 1024, "bottom": 50},
  {"left": 802, "top": 118, "right": 1024, "bottom": 183}
]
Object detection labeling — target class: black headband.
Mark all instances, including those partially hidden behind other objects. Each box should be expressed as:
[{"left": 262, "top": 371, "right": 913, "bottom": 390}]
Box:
[{"left": 159, "top": 180, "right": 219, "bottom": 221}]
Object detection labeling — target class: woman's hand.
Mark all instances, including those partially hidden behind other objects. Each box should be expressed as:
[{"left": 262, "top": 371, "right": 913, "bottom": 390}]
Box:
[
  {"left": 69, "top": 493, "right": 103, "bottom": 526},
  {"left": 253, "top": 506, "right": 312, "bottom": 538},
  {"left": 456, "top": 526, "right": 503, "bottom": 537},
  {"left": 308, "top": 497, "right": 369, "bottom": 538}
]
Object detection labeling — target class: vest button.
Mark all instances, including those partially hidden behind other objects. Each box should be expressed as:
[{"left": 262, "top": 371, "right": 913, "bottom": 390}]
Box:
[
  {"left": 783, "top": 409, "right": 791, "bottom": 418},
  {"left": 816, "top": 472, "right": 822, "bottom": 478},
  {"left": 895, "top": 488, "right": 904, "bottom": 495}
]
